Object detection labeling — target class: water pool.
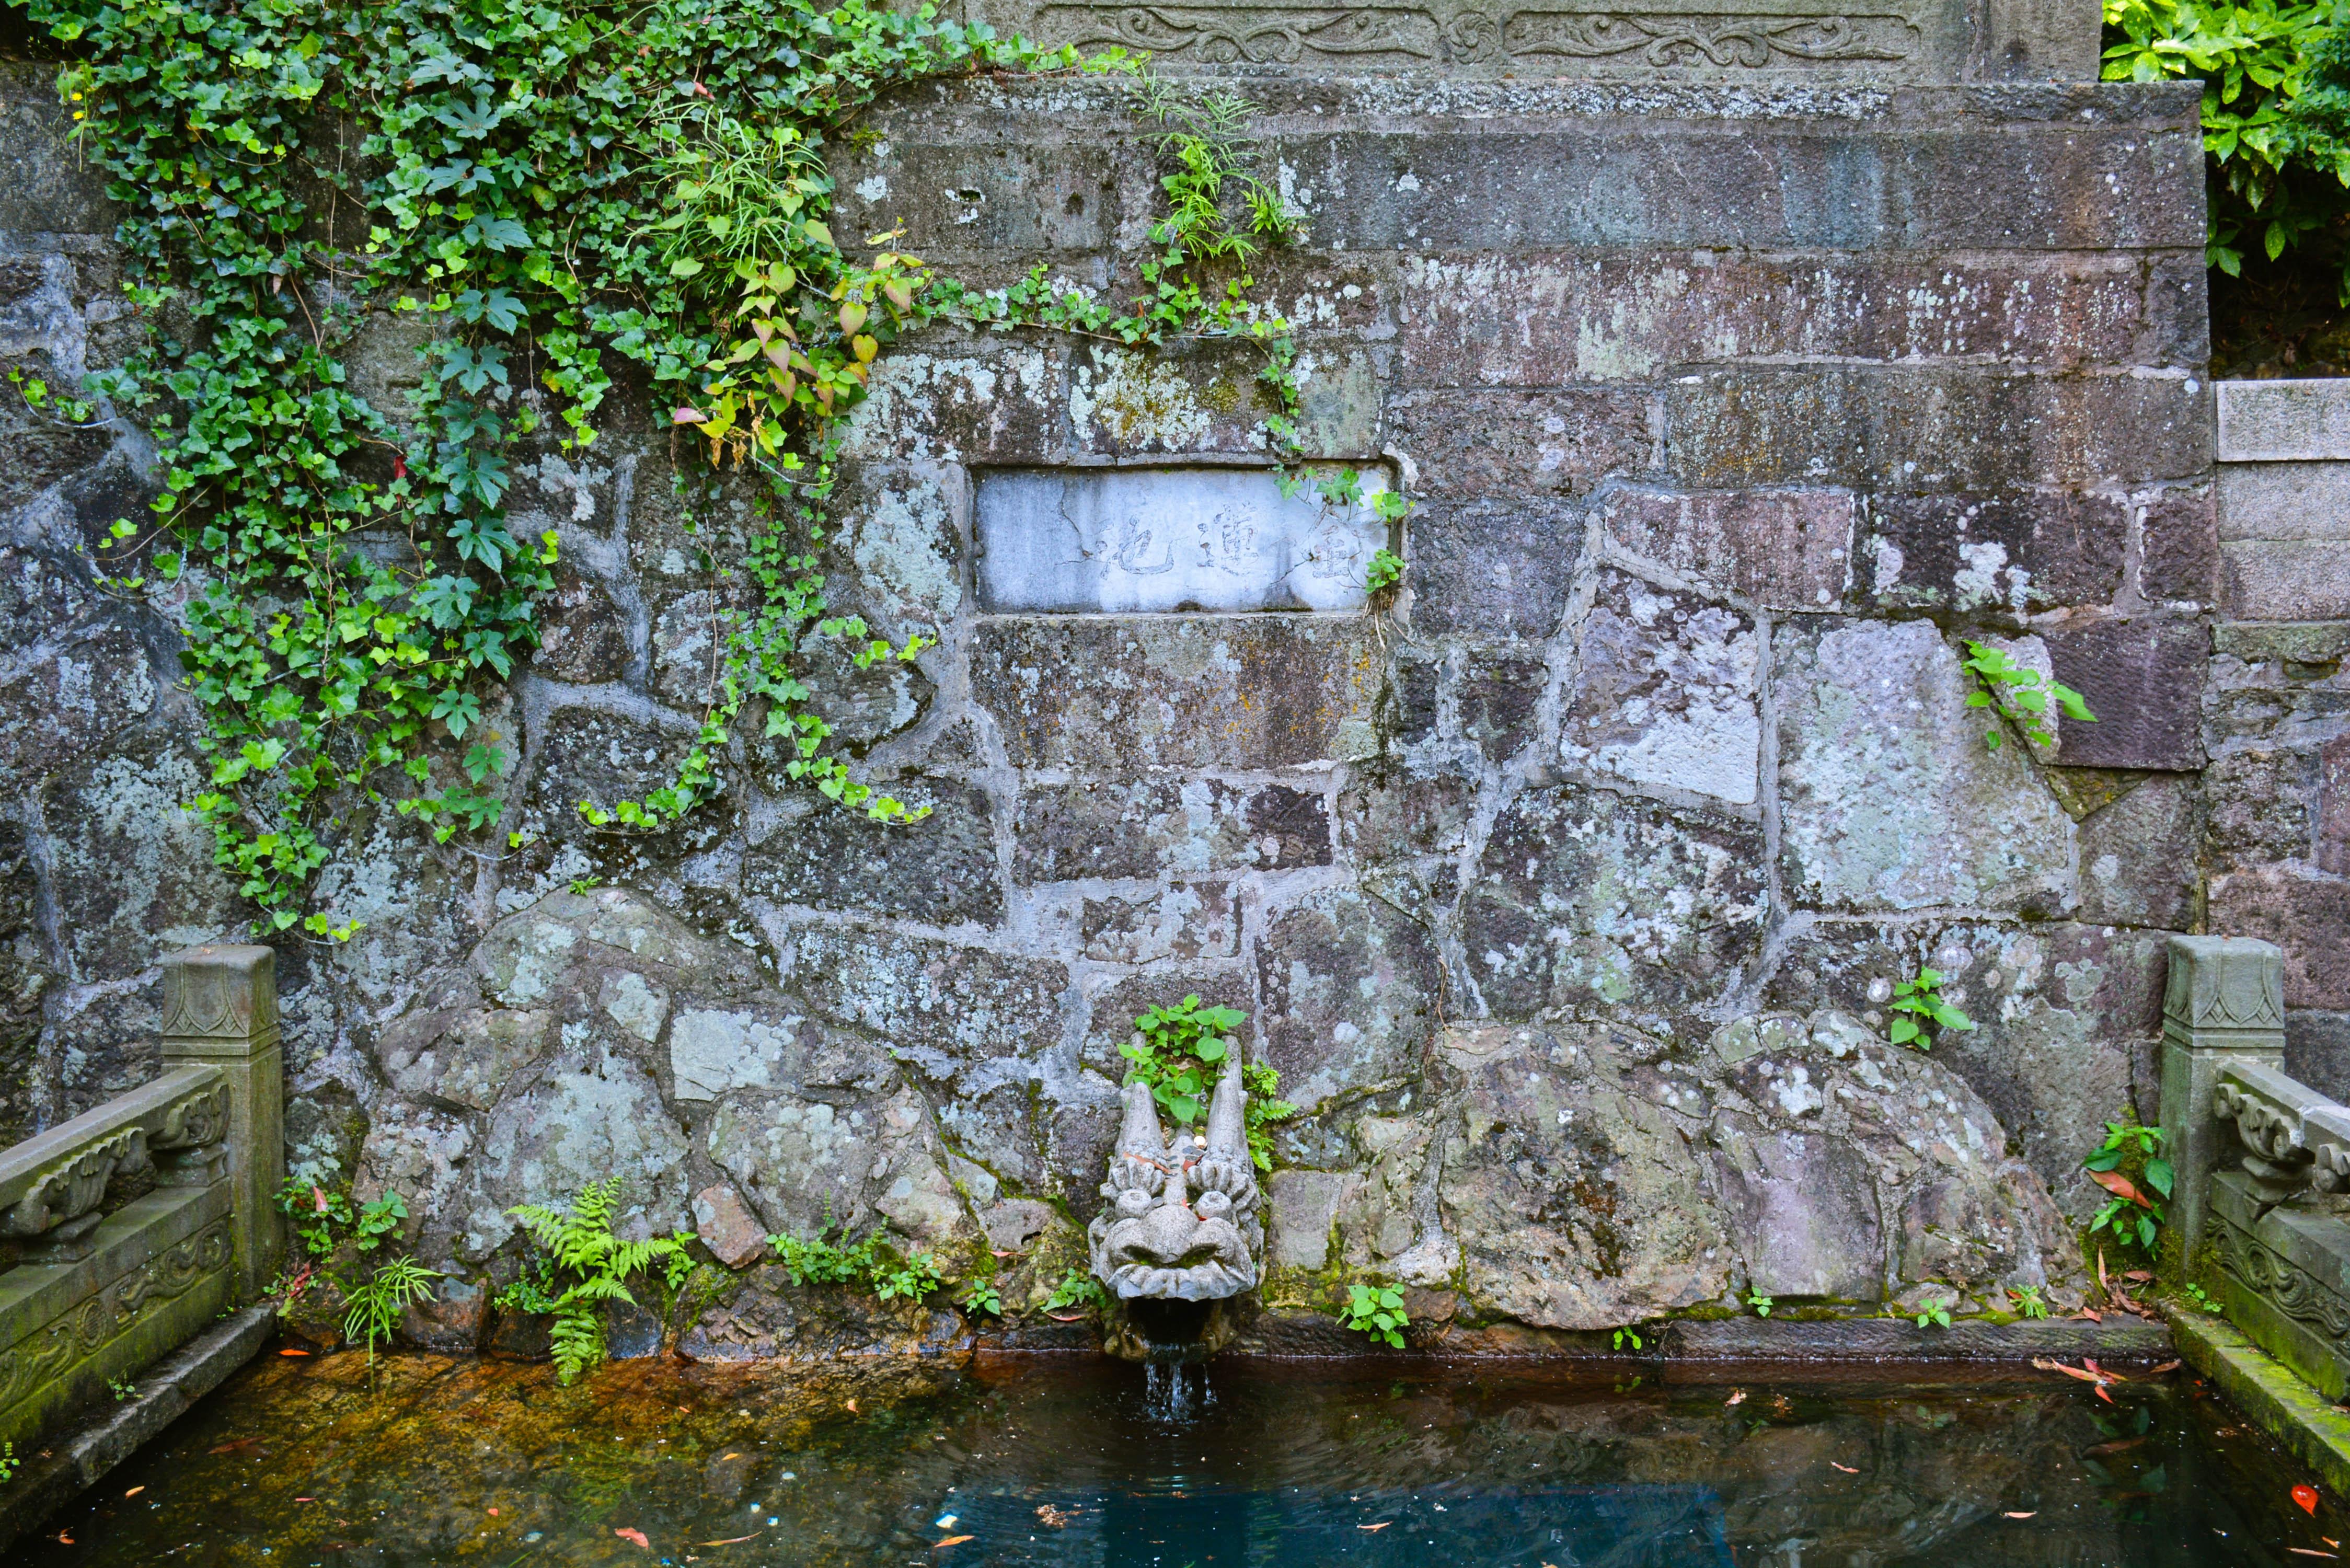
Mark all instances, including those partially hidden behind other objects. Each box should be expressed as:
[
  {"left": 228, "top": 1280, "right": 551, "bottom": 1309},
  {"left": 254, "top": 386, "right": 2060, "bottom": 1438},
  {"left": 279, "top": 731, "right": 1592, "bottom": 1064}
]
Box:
[{"left": 14, "top": 1350, "right": 2329, "bottom": 1566}]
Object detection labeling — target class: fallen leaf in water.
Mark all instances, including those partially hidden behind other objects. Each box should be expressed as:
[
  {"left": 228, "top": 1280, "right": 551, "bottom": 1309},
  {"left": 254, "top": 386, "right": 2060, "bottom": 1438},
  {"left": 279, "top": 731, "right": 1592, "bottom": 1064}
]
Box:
[
  {"left": 52, "top": 1535, "right": 70, "bottom": 1545},
  {"left": 124, "top": 1486, "right": 143, "bottom": 1498},
  {"left": 615, "top": 1527, "right": 651, "bottom": 1548},
  {"left": 2297, "top": 1485, "right": 2323, "bottom": 1515},
  {"left": 846, "top": 1399, "right": 859, "bottom": 1414},
  {"left": 2328, "top": 1536, "right": 2341, "bottom": 1547},
  {"left": 697, "top": 1535, "right": 761, "bottom": 1546},
  {"left": 1035, "top": 1505, "right": 1073, "bottom": 1528},
  {"left": 1725, "top": 1390, "right": 1746, "bottom": 1406},
  {"left": 934, "top": 1535, "right": 974, "bottom": 1548},
  {"left": 2085, "top": 1437, "right": 2148, "bottom": 1457},
  {"left": 2002, "top": 1512, "right": 2036, "bottom": 1519},
  {"left": 2095, "top": 1385, "right": 2114, "bottom": 1405},
  {"left": 209, "top": 1438, "right": 259, "bottom": 1455},
  {"left": 721, "top": 1452, "right": 741, "bottom": 1461},
  {"left": 1359, "top": 1523, "right": 1391, "bottom": 1532},
  {"left": 2149, "top": 1361, "right": 2183, "bottom": 1376},
  {"left": 1046, "top": 1312, "right": 1089, "bottom": 1323},
  {"left": 2289, "top": 1550, "right": 2336, "bottom": 1558},
  {"left": 295, "top": 1497, "right": 315, "bottom": 1503},
  {"left": 1830, "top": 1463, "right": 1859, "bottom": 1474},
  {"left": 278, "top": 1348, "right": 310, "bottom": 1357},
  {"left": 487, "top": 1508, "right": 498, "bottom": 1517}
]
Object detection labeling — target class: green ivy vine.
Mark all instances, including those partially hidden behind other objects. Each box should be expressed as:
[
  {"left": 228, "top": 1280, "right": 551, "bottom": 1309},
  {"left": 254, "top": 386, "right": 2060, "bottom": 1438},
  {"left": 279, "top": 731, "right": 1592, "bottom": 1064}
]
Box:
[{"left": 29, "top": 0, "right": 1393, "bottom": 938}]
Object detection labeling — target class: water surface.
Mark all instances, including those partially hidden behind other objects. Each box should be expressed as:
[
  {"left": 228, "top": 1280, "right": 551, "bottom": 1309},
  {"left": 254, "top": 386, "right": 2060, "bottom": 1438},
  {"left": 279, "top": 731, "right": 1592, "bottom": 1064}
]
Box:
[{"left": 16, "top": 1347, "right": 2329, "bottom": 1566}]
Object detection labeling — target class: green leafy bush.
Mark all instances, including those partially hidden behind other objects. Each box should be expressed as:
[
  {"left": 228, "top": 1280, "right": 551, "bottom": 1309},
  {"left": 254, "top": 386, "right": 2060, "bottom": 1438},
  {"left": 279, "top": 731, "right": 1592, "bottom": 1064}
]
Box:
[
  {"left": 1961, "top": 640, "right": 2096, "bottom": 754},
  {"left": 1043, "top": 1267, "right": 1109, "bottom": 1314},
  {"left": 1338, "top": 1283, "right": 1410, "bottom": 1348},
  {"left": 1119, "top": 995, "right": 1296, "bottom": 1172},
  {"left": 502, "top": 1179, "right": 694, "bottom": 1385},
  {"left": 2102, "top": 0, "right": 2350, "bottom": 289},
  {"left": 344, "top": 1255, "right": 442, "bottom": 1364},
  {"left": 767, "top": 1222, "right": 947, "bottom": 1304}
]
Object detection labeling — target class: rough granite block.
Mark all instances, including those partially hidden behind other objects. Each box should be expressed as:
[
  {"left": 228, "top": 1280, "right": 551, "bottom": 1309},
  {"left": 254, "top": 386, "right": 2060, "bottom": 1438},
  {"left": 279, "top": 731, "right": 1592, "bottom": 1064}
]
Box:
[{"left": 2218, "top": 378, "right": 2350, "bottom": 462}]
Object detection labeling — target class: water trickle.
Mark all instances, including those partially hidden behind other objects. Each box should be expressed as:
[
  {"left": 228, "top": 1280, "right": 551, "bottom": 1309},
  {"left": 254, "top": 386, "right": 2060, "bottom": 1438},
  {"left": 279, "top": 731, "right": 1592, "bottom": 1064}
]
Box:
[{"left": 1141, "top": 1359, "right": 1212, "bottom": 1423}]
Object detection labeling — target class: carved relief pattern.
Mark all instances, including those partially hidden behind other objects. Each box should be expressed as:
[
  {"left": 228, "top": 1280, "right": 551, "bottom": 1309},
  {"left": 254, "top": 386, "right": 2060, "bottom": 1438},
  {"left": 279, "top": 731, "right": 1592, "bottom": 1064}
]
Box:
[
  {"left": 1034, "top": 0, "right": 1916, "bottom": 66},
  {"left": 2216, "top": 1078, "right": 2308, "bottom": 1165},
  {"left": 2165, "top": 939, "right": 2287, "bottom": 1034},
  {"left": 0, "top": 1219, "right": 232, "bottom": 1412},
  {"left": 150, "top": 1082, "right": 232, "bottom": 1151},
  {"left": 0, "top": 1128, "right": 150, "bottom": 1238},
  {"left": 2220, "top": 1221, "right": 2350, "bottom": 1344},
  {"left": 161, "top": 958, "right": 275, "bottom": 1041},
  {"left": 1503, "top": 7, "right": 1915, "bottom": 63}
]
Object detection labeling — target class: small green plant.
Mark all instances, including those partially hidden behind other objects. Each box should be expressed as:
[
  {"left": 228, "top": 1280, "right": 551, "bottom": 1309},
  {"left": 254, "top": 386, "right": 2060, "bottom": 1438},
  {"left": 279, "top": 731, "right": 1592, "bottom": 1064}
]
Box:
[
  {"left": 344, "top": 1255, "right": 442, "bottom": 1365},
  {"left": 107, "top": 1377, "right": 135, "bottom": 1402},
  {"left": 1612, "top": 1327, "right": 1645, "bottom": 1352},
  {"left": 0, "top": 1441, "right": 16, "bottom": 1484},
  {"left": 567, "top": 876, "right": 600, "bottom": 895},
  {"left": 1961, "top": 639, "right": 2096, "bottom": 752},
  {"left": 958, "top": 1279, "right": 1003, "bottom": 1317},
  {"left": 2085, "top": 1121, "right": 2174, "bottom": 1253},
  {"left": 767, "top": 1222, "right": 942, "bottom": 1304},
  {"left": 504, "top": 1178, "right": 695, "bottom": 1385},
  {"left": 1365, "top": 547, "right": 1404, "bottom": 596},
  {"left": 1746, "top": 1289, "right": 1774, "bottom": 1318},
  {"left": 1120, "top": 996, "right": 1297, "bottom": 1173},
  {"left": 873, "top": 1251, "right": 945, "bottom": 1303},
  {"left": 6, "top": 365, "right": 96, "bottom": 423},
  {"left": 2182, "top": 1281, "right": 2226, "bottom": 1314},
  {"left": 2007, "top": 1284, "right": 2050, "bottom": 1320},
  {"left": 1914, "top": 1296, "right": 1955, "bottom": 1330},
  {"left": 1338, "top": 1283, "right": 1410, "bottom": 1349},
  {"left": 1887, "top": 967, "right": 1976, "bottom": 1050},
  {"left": 1043, "top": 1268, "right": 1109, "bottom": 1314}
]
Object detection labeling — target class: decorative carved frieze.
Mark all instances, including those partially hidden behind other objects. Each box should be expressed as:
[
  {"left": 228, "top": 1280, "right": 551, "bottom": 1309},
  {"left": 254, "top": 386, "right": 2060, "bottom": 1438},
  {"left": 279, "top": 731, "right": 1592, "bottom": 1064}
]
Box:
[
  {"left": 2219, "top": 1220, "right": 2350, "bottom": 1345},
  {"left": 0, "top": 1128, "right": 148, "bottom": 1240},
  {"left": 1019, "top": 0, "right": 1940, "bottom": 70},
  {"left": 0, "top": 1218, "right": 232, "bottom": 1414}
]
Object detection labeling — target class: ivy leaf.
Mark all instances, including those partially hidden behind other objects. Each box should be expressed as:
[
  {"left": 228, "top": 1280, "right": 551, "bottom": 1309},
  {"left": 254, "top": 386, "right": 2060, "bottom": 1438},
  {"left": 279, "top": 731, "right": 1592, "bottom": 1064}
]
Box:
[
  {"left": 430, "top": 687, "right": 482, "bottom": 737},
  {"left": 455, "top": 287, "right": 525, "bottom": 334},
  {"left": 462, "top": 215, "right": 532, "bottom": 252}
]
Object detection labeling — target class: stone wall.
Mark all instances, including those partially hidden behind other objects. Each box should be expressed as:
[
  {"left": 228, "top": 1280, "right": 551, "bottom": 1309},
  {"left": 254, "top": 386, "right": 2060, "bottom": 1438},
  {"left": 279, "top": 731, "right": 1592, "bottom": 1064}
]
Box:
[
  {"left": 2209, "top": 379, "right": 2350, "bottom": 1102},
  {"left": 0, "top": 51, "right": 2252, "bottom": 1343}
]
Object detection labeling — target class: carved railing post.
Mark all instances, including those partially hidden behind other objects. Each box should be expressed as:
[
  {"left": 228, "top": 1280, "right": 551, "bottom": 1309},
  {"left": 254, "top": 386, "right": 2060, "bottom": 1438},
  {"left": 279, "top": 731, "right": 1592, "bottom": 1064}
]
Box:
[
  {"left": 159, "top": 946, "right": 282, "bottom": 1299},
  {"left": 2159, "top": 934, "right": 2288, "bottom": 1266}
]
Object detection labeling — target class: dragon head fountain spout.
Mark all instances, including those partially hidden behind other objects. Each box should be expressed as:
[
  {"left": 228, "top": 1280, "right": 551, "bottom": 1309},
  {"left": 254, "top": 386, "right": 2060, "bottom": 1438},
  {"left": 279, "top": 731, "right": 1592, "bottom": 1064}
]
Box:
[{"left": 1089, "top": 1050, "right": 1262, "bottom": 1303}]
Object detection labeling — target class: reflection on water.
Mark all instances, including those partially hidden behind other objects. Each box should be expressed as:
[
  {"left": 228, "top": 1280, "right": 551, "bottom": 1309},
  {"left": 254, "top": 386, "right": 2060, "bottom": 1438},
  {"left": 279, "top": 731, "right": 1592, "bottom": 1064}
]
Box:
[{"left": 13, "top": 1348, "right": 2330, "bottom": 1567}]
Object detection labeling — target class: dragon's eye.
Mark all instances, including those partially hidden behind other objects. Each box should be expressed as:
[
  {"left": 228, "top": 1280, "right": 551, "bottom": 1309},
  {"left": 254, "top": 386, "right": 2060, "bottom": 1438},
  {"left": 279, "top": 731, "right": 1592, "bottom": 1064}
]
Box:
[
  {"left": 1195, "top": 1189, "right": 1231, "bottom": 1220},
  {"left": 1115, "top": 1187, "right": 1154, "bottom": 1218}
]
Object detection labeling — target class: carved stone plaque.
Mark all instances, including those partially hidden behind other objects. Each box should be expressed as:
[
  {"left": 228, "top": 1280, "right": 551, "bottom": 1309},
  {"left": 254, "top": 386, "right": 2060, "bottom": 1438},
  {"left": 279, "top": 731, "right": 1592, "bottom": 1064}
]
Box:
[{"left": 974, "top": 465, "right": 1394, "bottom": 614}]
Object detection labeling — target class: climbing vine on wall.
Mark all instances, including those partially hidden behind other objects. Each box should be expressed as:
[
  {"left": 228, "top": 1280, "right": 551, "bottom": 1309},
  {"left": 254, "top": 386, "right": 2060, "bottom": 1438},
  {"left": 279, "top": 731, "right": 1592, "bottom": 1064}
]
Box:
[{"left": 30, "top": 0, "right": 1372, "bottom": 935}]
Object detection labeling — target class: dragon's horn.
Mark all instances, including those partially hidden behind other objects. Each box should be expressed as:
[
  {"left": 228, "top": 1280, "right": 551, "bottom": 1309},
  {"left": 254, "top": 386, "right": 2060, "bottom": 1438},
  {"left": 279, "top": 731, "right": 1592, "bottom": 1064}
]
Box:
[
  {"left": 1117, "top": 1078, "right": 1170, "bottom": 1161},
  {"left": 1205, "top": 1046, "right": 1248, "bottom": 1159}
]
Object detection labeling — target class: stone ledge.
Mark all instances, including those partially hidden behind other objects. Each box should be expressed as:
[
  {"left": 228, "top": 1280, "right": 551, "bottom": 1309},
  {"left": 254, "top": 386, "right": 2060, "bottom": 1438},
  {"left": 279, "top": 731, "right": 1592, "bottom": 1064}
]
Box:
[
  {"left": 2216, "top": 621, "right": 2350, "bottom": 663},
  {"left": 2173, "top": 1309, "right": 2350, "bottom": 1500},
  {"left": 1226, "top": 1309, "right": 2172, "bottom": 1360},
  {"left": 0, "top": 1304, "right": 275, "bottom": 1552}
]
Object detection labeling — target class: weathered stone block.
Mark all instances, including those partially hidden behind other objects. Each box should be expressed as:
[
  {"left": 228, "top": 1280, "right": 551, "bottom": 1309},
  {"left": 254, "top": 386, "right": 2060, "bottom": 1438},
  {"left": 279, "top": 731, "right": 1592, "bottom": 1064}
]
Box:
[
  {"left": 1257, "top": 885, "right": 1441, "bottom": 1110},
  {"left": 529, "top": 561, "right": 633, "bottom": 684},
  {"left": 1461, "top": 785, "right": 1766, "bottom": 1032},
  {"left": 1405, "top": 499, "right": 1587, "bottom": 639},
  {"left": 2077, "top": 775, "right": 2201, "bottom": 930},
  {"left": 1562, "top": 570, "right": 1760, "bottom": 808},
  {"left": 1860, "top": 490, "right": 2127, "bottom": 612},
  {"left": 2218, "top": 461, "right": 2350, "bottom": 542},
  {"left": 830, "top": 140, "right": 1117, "bottom": 257},
  {"left": 1599, "top": 487, "right": 1852, "bottom": 610},
  {"left": 1667, "top": 369, "right": 2208, "bottom": 491},
  {"left": 2223, "top": 539, "right": 2350, "bottom": 621},
  {"left": 2210, "top": 869, "right": 2350, "bottom": 1010},
  {"left": 1337, "top": 762, "right": 1477, "bottom": 862},
  {"left": 692, "top": 1183, "right": 771, "bottom": 1270},
  {"left": 2322, "top": 734, "right": 2350, "bottom": 878},
  {"left": 1067, "top": 342, "right": 1296, "bottom": 458},
  {"left": 826, "top": 460, "right": 964, "bottom": 636},
  {"left": 1775, "top": 618, "right": 2076, "bottom": 913},
  {"left": 1715, "top": 1125, "right": 1883, "bottom": 1300},
  {"left": 0, "top": 64, "right": 120, "bottom": 234},
  {"left": 791, "top": 927, "right": 1068, "bottom": 1080},
  {"left": 2217, "top": 378, "right": 2350, "bottom": 462},
  {"left": 377, "top": 1008, "right": 554, "bottom": 1113},
  {"left": 2044, "top": 616, "right": 2205, "bottom": 770},
  {"left": 973, "top": 617, "right": 1379, "bottom": 770},
  {"left": 1458, "top": 650, "right": 1548, "bottom": 762},
  {"left": 1392, "top": 252, "right": 2159, "bottom": 387},
  {"left": 1013, "top": 777, "right": 1330, "bottom": 883},
  {"left": 2205, "top": 746, "right": 2313, "bottom": 872},
  {"left": 2142, "top": 484, "right": 2219, "bottom": 604},
  {"left": 1079, "top": 883, "right": 1239, "bottom": 963},
  {"left": 836, "top": 337, "right": 1068, "bottom": 466},
  {"left": 1388, "top": 387, "right": 1653, "bottom": 499},
  {"left": 743, "top": 786, "right": 1001, "bottom": 927}
]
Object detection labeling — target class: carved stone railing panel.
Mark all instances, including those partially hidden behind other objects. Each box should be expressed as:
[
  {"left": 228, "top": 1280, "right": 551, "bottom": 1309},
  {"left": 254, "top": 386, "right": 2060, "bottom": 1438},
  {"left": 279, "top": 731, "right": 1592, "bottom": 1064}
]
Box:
[
  {"left": 0, "top": 944, "right": 281, "bottom": 1461},
  {"left": 2213, "top": 1059, "right": 2342, "bottom": 1204}
]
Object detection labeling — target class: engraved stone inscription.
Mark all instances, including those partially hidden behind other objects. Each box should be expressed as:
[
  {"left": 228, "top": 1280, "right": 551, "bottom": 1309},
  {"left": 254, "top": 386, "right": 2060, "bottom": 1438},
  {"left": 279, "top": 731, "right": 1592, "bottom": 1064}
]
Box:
[{"left": 975, "top": 466, "right": 1395, "bottom": 614}]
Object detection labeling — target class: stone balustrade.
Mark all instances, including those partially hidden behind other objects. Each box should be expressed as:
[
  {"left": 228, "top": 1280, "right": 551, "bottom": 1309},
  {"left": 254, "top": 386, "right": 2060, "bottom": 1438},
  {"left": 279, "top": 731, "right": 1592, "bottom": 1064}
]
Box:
[
  {"left": 0, "top": 946, "right": 282, "bottom": 1457},
  {"left": 2167, "top": 933, "right": 2350, "bottom": 1399}
]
